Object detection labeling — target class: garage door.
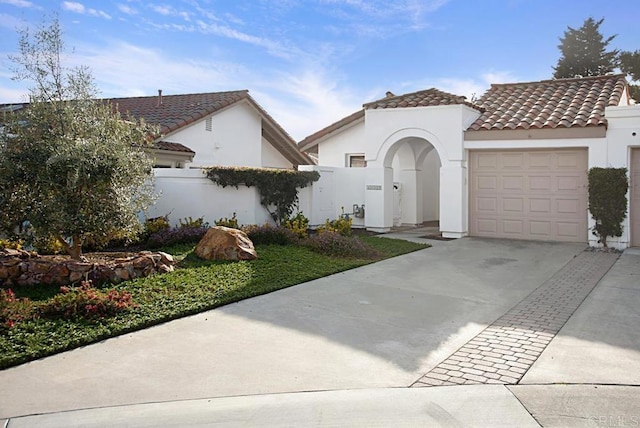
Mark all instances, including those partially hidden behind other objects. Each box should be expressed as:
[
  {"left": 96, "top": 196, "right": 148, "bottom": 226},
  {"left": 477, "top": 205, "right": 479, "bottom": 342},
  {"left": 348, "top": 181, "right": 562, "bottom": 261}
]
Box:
[
  {"left": 632, "top": 149, "right": 640, "bottom": 247},
  {"left": 469, "top": 149, "right": 588, "bottom": 243}
]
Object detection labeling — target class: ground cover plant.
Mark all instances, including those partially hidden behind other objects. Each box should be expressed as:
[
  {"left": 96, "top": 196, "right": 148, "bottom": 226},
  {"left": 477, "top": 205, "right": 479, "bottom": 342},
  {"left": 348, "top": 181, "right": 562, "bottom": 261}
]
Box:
[{"left": 0, "top": 234, "right": 428, "bottom": 369}]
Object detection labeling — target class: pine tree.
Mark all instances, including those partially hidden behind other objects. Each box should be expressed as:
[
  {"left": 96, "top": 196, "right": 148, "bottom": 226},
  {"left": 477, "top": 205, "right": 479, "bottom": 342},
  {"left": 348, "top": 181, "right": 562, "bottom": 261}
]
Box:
[
  {"left": 553, "top": 18, "right": 619, "bottom": 79},
  {"left": 619, "top": 50, "right": 640, "bottom": 101}
]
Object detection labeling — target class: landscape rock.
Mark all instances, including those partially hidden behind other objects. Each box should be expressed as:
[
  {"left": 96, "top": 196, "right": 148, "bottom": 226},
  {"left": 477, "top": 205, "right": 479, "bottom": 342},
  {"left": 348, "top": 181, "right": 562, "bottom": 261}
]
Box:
[
  {"left": 0, "top": 249, "right": 178, "bottom": 287},
  {"left": 195, "top": 226, "right": 257, "bottom": 261}
]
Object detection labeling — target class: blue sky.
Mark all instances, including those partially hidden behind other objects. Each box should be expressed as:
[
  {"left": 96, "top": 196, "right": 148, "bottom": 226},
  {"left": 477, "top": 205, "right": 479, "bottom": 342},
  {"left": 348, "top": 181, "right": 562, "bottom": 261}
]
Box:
[{"left": 0, "top": 0, "right": 638, "bottom": 140}]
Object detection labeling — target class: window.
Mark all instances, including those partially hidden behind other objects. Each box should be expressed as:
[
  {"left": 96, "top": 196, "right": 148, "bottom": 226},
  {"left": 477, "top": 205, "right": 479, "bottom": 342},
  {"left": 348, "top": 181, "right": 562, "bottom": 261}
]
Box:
[
  {"left": 205, "top": 117, "right": 212, "bottom": 132},
  {"left": 347, "top": 154, "right": 367, "bottom": 168}
]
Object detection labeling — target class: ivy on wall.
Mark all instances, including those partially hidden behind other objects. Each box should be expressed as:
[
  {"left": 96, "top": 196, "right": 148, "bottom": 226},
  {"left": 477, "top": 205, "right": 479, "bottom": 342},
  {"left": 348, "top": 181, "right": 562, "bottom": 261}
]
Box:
[
  {"left": 205, "top": 166, "right": 320, "bottom": 224},
  {"left": 588, "top": 167, "right": 628, "bottom": 247}
]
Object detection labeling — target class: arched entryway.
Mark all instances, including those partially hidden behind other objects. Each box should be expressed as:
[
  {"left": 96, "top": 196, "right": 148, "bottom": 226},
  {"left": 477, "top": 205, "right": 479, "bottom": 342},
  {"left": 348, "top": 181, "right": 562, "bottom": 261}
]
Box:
[{"left": 382, "top": 137, "right": 441, "bottom": 227}]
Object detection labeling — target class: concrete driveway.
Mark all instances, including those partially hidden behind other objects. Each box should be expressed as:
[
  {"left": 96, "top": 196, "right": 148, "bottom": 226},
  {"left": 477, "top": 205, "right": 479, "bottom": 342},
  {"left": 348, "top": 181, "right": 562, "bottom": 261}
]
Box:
[{"left": 0, "top": 237, "right": 585, "bottom": 419}]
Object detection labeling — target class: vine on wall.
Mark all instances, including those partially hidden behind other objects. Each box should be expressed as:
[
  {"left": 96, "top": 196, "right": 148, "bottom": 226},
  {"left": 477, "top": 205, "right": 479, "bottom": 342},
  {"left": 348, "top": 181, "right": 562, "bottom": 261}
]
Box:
[
  {"left": 588, "top": 167, "right": 628, "bottom": 247},
  {"left": 205, "top": 166, "right": 320, "bottom": 224}
]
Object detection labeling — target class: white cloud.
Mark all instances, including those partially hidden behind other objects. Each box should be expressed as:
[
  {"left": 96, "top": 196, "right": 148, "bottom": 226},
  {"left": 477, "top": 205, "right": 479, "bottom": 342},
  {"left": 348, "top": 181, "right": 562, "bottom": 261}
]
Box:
[
  {"left": 0, "top": 12, "right": 24, "bottom": 29},
  {"left": 195, "top": 20, "right": 299, "bottom": 60},
  {"left": 117, "top": 4, "right": 137, "bottom": 15},
  {"left": 0, "top": 0, "right": 36, "bottom": 7},
  {"left": 62, "top": 2, "right": 111, "bottom": 19}
]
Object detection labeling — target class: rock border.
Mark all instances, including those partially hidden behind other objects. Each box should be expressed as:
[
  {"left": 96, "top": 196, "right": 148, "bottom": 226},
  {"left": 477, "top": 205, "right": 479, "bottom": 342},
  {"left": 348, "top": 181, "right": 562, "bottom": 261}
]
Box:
[{"left": 0, "top": 249, "right": 176, "bottom": 287}]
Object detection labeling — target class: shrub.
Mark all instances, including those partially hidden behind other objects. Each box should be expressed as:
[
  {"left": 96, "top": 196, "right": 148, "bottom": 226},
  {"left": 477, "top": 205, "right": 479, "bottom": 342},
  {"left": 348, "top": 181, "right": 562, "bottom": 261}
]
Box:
[
  {"left": 0, "top": 238, "right": 22, "bottom": 250},
  {"left": 39, "top": 281, "right": 137, "bottom": 321},
  {"left": 242, "top": 224, "right": 297, "bottom": 245},
  {"left": 179, "top": 216, "right": 209, "bottom": 229},
  {"left": 144, "top": 216, "right": 171, "bottom": 235},
  {"left": 215, "top": 213, "right": 239, "bottom": 229},
  {"left": 317, "top": 215, "right": 353, "bottom": 237},
  {"left": 146, "top": 225, "right": 209, "bottom": 248},
  {"left": 0, "top": 288, "right": 34, "bottom": 331},
  {"left": 283, "top": 212, "right": 309, "bottom": 239},
  {"left": 588, "top": 167, "right": 629, "bottom": 247},
  {"left": 32, "top": 234, "right": 65, "bottom": 255},
  {"left": 303, "top": 231, "right": 380, "bottom": 259}
]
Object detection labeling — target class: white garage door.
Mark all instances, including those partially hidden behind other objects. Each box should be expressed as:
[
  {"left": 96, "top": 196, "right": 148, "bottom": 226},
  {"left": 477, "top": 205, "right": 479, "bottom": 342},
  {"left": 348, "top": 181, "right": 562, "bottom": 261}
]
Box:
[
  {"left": 469, "top": 149, "right": 588, "bottom": 243},
  {"left": 631, "top": 149, "right": 640, "bottom": 247}
]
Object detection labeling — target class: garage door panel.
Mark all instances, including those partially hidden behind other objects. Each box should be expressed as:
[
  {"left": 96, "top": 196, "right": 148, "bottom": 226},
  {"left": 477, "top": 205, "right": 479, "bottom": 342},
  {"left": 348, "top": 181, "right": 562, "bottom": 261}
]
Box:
[
  {"left": 556, "top": 198, "right": 580, "bottom": 215},
  {"left": 476, "top": 197, "right": 498, "bottom": 213},
  {"left": 476, "top": 175, "right": 498, "bottom": 190},
  {"left": 503, "top": 198, "right": 524, "bottom": 213},
  {"left": 529, "top": 176, "right": 552, "bottom": 191},
  {"left": 502, "top": 176, "right": 525, "bottom": 191},
  {"left": 476, "top": 219, "right": 497, "bottom": 234},
  {"left": 503, "top": 220, "right": 524, "bottom": 235},
  {"left": 502, "top": 153, "right": 525, "bottom": 168},
  {"left": 557, "top": 176, "right": 581, "bottom": 191},
  {"left": 529, "top": 198, "right": 551, "bottom": 214},
  {"left": 529, "top": 221, "right": 551, "bottom": 236},
  {"left": 529, "top": 153, "right": 553, "bottom": 169},
  {"left": 470, "top": 149, "right": 587, "bottom": 243}
]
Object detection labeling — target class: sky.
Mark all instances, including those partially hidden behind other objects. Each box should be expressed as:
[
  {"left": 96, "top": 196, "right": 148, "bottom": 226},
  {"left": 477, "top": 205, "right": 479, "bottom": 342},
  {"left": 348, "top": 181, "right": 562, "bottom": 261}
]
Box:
[{"left": 0, "top": 0, "right": 638, "bottom": 141}]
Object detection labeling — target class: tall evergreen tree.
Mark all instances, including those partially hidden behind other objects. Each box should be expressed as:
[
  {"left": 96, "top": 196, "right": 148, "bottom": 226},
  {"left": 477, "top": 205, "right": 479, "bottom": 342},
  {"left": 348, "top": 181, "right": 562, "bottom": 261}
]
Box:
[
  {"left": 619, "top": 50, "right": 640, "bottom": 101},
  {"left": 553, "top": 17, "right": 619, "bottom": 79}
]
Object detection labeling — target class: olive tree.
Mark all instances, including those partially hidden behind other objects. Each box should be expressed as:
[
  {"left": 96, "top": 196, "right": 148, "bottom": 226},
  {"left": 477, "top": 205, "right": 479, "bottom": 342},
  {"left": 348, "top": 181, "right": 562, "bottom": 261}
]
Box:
[{"left": 0, "top": 17, "right": 156, "bottom": 260}]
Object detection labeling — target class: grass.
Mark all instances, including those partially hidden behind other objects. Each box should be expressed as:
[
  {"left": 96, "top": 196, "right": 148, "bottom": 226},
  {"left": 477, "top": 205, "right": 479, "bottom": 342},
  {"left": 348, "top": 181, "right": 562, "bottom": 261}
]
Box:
[{"left": 0, "top": 236, "right": 428, "bottom": 369}]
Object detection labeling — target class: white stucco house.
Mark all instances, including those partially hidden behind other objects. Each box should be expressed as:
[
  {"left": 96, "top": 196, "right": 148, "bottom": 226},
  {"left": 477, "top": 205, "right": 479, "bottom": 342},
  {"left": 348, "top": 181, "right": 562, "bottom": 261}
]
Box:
[
  {"left": 109, "top": 90, "right": 314, "bottom": 225},
  {"left": 299, "top": 74, "right": 640, "bottom": 249},
  {"left": 109, "top": 89, "right": 313, "bottom": 169}
]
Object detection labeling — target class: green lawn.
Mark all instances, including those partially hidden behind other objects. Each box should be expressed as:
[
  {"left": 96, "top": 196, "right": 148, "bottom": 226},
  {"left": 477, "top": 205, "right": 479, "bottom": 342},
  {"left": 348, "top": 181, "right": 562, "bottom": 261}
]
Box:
[{"left": 0, "top": 236, "right": 428, "bottom": 370}]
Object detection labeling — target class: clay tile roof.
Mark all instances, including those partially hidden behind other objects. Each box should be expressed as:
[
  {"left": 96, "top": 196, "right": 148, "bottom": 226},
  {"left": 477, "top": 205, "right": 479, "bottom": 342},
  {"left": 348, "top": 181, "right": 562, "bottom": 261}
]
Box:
[
  {"left": 363, "top": 88, "right": 480, "bottom": 110},
  {"left": 108, "top": 90, "right": 312, "bottom": 166},
  {"left": 469, "top": 74, "right": 628, "bottom": 131},
  {"left": 154, "top": 141, "right": 195, "bottom": 154},
  {"left": 107, "top": 90, "right": 249, "bottom": 135}
]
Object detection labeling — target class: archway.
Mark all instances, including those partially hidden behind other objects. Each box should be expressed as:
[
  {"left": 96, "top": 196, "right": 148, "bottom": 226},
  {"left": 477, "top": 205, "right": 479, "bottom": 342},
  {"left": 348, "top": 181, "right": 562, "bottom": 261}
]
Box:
[{"left": 380, "top": 135, "right": 442, "bottom": 228}]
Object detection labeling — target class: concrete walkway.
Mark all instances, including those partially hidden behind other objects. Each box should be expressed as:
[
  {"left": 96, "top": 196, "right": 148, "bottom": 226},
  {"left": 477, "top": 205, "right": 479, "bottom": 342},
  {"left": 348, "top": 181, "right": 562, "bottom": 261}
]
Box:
[{"left": 1, "top": 235, "right": 639, "bottom": 427}]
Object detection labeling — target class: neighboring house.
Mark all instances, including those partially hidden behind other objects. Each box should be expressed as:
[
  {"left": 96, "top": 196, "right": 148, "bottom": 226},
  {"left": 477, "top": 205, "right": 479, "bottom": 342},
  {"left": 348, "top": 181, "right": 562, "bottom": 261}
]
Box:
[
  {"left": 1, "top": 90, "right": 314, "bottom": 227},
  {"left": 1, "top": 90, "right": 313, "bottom": 169},
  {"left": 299, "top": 74, "right": 640, "bottom": 249},
  {"left": 110, "top": 90, "right": 313, "bottom": 169}
]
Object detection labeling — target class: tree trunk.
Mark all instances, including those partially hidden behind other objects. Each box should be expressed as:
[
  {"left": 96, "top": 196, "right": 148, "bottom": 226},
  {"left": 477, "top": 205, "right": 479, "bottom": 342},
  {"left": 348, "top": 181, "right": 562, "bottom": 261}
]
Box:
[{"left": 57, "top": 234, "right": 84, "bottom": 260}]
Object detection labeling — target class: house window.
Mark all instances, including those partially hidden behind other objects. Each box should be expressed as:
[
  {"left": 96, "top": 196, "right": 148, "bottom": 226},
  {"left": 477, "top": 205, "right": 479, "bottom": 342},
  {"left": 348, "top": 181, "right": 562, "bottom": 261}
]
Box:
[
  {"left": 347, "top": 154, "right": 367, "bottom": 167},
  {"left": 205, "top": 117, "right": 212, "bottom": 132}
]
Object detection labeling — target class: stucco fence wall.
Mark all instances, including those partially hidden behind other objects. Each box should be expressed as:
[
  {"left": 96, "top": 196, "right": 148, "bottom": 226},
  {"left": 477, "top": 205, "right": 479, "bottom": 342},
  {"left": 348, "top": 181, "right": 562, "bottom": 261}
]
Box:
[
  {"left": 147, "top": 167, "right": 368, "bottom": 230},
  {"left": 147, "top": 169, "right": 274, "bottom": 228}
]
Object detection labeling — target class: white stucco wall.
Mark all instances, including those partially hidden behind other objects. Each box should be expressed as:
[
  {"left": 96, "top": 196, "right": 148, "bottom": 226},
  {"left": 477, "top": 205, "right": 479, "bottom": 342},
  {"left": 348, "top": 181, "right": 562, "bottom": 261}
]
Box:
[
  {"left": 261, "top": 137, "right": 293, "bottom": 168},
  {"left": 316, "top": 120, "right": 366, "bottom": 166},
  {"left": 161, "top": 102, "right": 262, "bottom": 168},
  {"left": 298, "top": 165, "right": 366, "bottom": 228},
  {"left": 147, "top": 168, "right": 273, "bottom": 227}
]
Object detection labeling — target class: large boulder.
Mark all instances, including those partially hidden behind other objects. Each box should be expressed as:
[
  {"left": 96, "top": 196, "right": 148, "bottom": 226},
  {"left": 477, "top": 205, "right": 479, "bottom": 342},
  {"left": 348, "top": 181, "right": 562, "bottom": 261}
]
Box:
[{"left": 194, "top": 226, "right": 257, "bottom": 261}]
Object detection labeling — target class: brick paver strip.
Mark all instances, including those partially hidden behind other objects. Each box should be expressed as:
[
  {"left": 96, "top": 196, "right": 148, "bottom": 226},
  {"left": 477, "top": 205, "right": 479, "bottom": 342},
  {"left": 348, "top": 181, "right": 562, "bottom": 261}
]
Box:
[{"left": 412, "top": 250, "right": 618, "bottom": 387}]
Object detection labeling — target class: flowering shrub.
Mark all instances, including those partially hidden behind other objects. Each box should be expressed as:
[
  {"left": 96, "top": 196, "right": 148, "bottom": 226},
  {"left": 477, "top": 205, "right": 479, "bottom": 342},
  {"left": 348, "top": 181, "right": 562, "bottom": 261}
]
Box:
[
  {"left": 242, "top": 224, "right": 297, "bottom": 245},
  {"left": 0, "top": 238, "right": 22, "bottom": 250},
  {"left": 146, "top": 225, "right": 209, "bottom": 248},
  {"left": 144, "top": 216, "right": 171, "bottom": 235},
  {"left": 215, "top": 213, "right": 239, "bottom": 229},
  {"left": 39, "top": 281, "right": 137, "bottom": 320},
  {"left": 283, "top": 212, "right": 309, "bottom": 239},
  {"left": 317, "top": 215, "right": 353, "bottom": 237},
  {"left": 0, "top": 288, "right": 34, "bottom": 331},
  {"left": 303, "top": 231, "right": 380, "bottom": 259},
  {"left": 179, "top": 216, "right": 208, "bottom": 229},
  {"left": 33, "top": 234, "right": 65, "bottom": 255}
]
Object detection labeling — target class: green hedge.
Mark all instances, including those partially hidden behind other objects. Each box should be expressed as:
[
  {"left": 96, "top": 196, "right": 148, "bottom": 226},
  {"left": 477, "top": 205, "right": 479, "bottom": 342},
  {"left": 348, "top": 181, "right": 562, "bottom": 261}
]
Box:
[{"left": 588, "top": 167, "right": 628, "bottom": 247}]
